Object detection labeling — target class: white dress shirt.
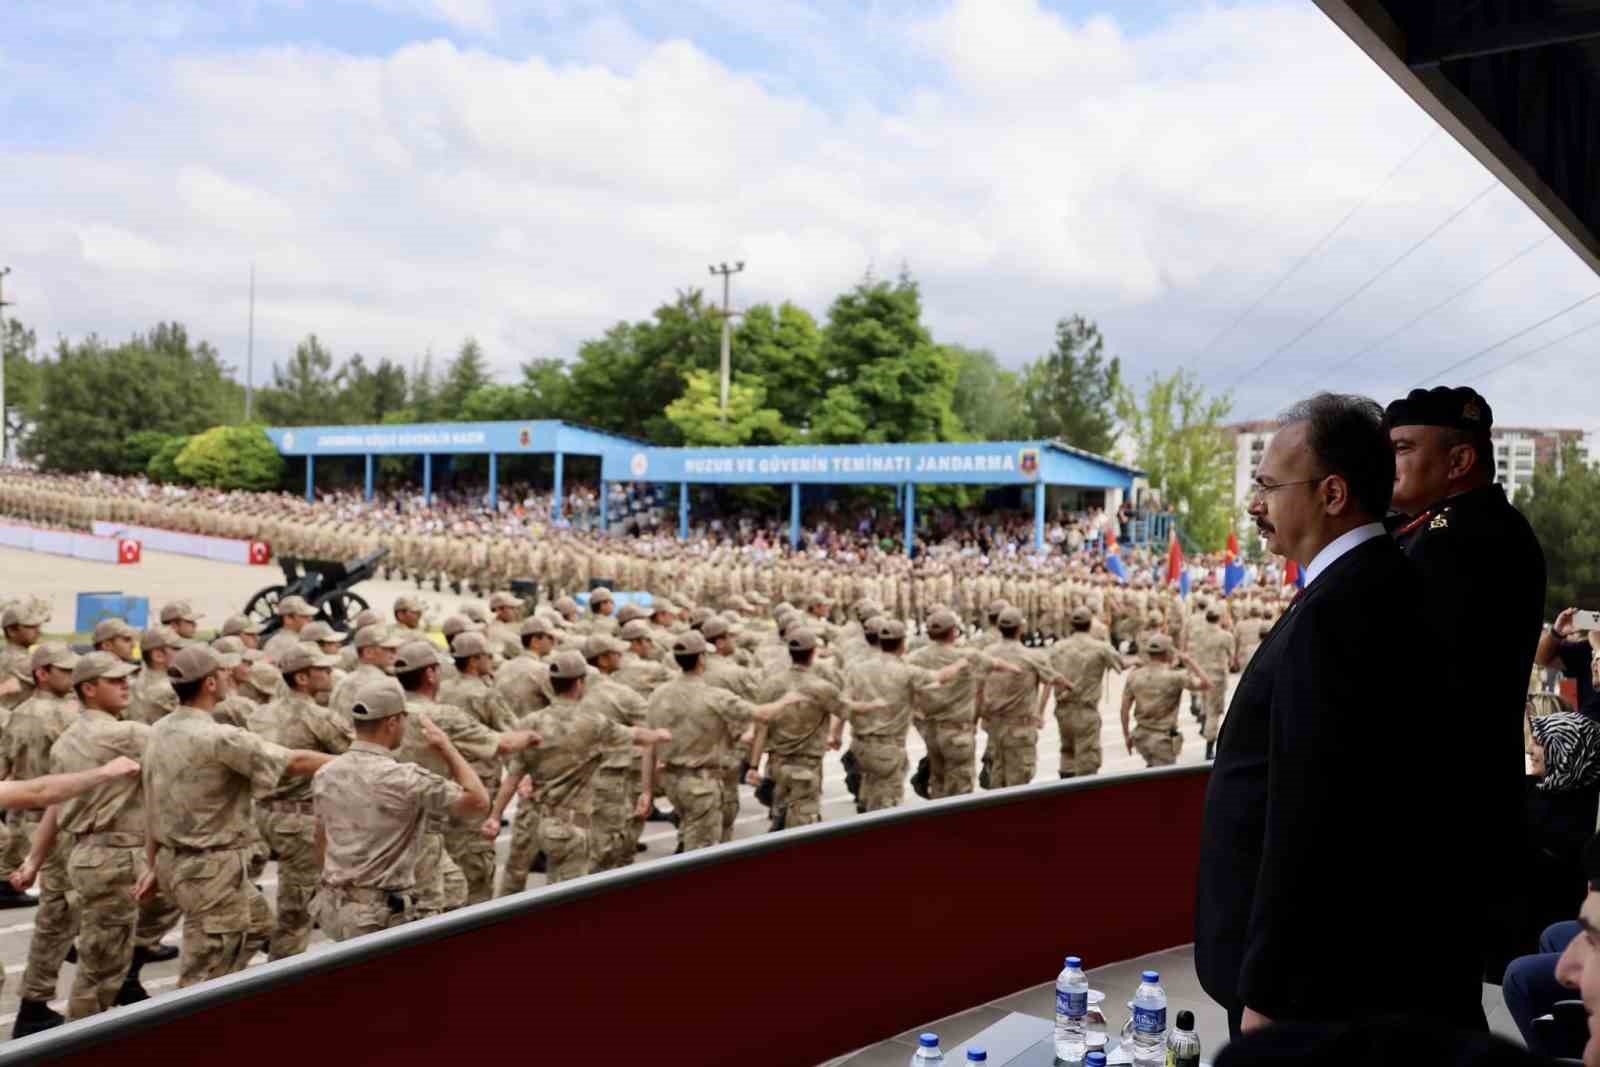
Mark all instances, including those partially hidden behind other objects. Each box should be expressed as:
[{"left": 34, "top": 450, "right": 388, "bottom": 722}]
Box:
[{"left": 1302, "top": 522, "right": 1386, "bottom": 589}]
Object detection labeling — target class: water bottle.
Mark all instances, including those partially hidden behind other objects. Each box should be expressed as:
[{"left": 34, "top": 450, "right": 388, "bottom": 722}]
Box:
[
  {"left": 965, "top": 1051, "right": 986, "bottom": 1063},
  {"left": 1054, "top": 955, "right": 1090, "bottom": 1062},
  {"left": 911, "top": 1032, "right": 944, "bottom": 1065},
  {"left": 1130, "top": 970, "right": 1167, "bottom": 1067},
  {"left": 1166, "top": 1009, "right": 1200, "bottom": 1067}
]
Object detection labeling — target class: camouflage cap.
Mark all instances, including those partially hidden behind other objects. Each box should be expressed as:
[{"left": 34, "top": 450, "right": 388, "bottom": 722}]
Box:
[
  {"left": 211, "top": 635, "right": 246, "bottom": 655},
  {"left": 276, "top": 595, "right": 317, "bottom": 618},
  {"left": 450, "top": 631, "right": 490, "bottom": 658},
  {"left": 582, "top": 634, "right": 628, "bottom": 660},
  {"left": 220, "top": 614, "right": 264, "bottom": 637},
  {"left": 553, "top": 596, "right": 579, "bottom": 615},
  {"left": 926, "top": 609, "right": 961, "bottom": 636},
  {"left": 787, "top": 628, "right": 820, "bottom": 652},
  {"left": 986, "top": 599, "right": 1011, "bottom": 618},
  {"left": 440, "top": 614, "right": 480, "bottom": 638},
  {"left": 700, "top": 617, "right": 730, "bottom": 640},
  {"left": 1205, "top": 608, "right": 1222, "bottom": 623},
  {"left": 350, "top": 678, "right": 407, "bottom": 721},
  {"left": 652, "top": 600, "right": 679, "bottom": 617},
  {"left": 276, "top": 643, "right": 337, "bottom": 675},
  {"left": 1, "top": 601, "right": 49, "bottom": 628},
  {"left": 159, "top": 600, "right": 201, "bottom": 624},
  {"left": 620, "top": 619, "right": 653, "bottom": 642},
  {"left": 878, "top": 619, "right": 907, "bottom": 642},
  {"left": 589, "top": 587, "right": 614, "bottom": 605},
  {"left": 688, "top": 606, "right": 714, "bottom": 627},
  {"left": 92, "top": 617, "right": 137, "bottom": 644},
  {"left": 1143, "top": 633, "right": 1172, "bottom": 656},
  {"left": 672, "top": 631, "right": 707, "bottom": 656},
  {"left": 71, "top": 651, "right": 138, "bottom": 686},
  {"left": 459, "top": 603, "right": 489, "bottom": 624},
  {"left": 997, "top": 607, "right": 1025, "bottom": 629},
  {"left": 1070, "top": 607, "right": 1093, "bottom": 626},
  {"left": 30, "top": 642, "right": 79, "bottom": 674},
  {"left": 616, "top": 604, "right": 649, "bottom": 626},
  {"left": 139, "top": 626, "right": 184, "bottom": 653},
  {"left": 168, "top": 645, "right": 241, "bottom": 684},
  {"left": 393, "top": 640, "right": 445, "bottom": 674},
  {"left": 354, "top": 625, "right": 404, "bottom": 650},
  {"left": 548, "top": 650, "right": 589, "bottom": 680},
  {"left": 488, "top": 592, "right": 521, "bottom": 610},
  {"left": 520, "top": 615, "right": 556, "bottom": 639},
  {"left": 853, "top": 598, "right": 883, "bottom": 620},
  {"left": 300, "top": 621, "right": 339, "bottom": 644},
  {"left": 351, "top": 608, "right": 385, "bottom": 631},
  {"left": 393, "top": 595, "right": 424, "bottom": 614}
]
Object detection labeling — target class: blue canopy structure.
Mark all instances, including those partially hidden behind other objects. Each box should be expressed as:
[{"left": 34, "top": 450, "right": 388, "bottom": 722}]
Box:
[{"left": 266, "top": 424, "right": 1141, "bottom": 556}]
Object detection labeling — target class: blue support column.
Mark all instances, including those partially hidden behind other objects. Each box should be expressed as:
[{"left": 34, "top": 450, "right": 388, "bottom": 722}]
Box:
[
  {"left": 305, "top": 456, "right": 315, "bottom": 502},
  {"left": 363, "top": 454, "right": 374, "bottom": 502},
  {"left": 600, "top": 480, "right": 609, "bottom": 532},
  {"left": 789, "top": 483, "right": 801, "bottom": 551},
  {"left": 903, "top": 482, "right": 916, "bottom": 559},
  {"left": 423, "top": 454, "right": 433, "bottom": 507},
  {"left": 552, "top": 451, "right": 565, "bottom": 524},
  {"left": 1035, "top": 481, "right": 1046, "bottom": 554},
  {"left": 679, "top": 482, "right": 689, "bottom": 541},
  {"left": 488, "top": 453, "right": 498, "bottom": 511}
]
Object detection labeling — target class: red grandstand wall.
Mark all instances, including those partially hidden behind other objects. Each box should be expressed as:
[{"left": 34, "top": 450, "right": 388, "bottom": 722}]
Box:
[{"left": 3, "top": 766, "right": 1208, "bottom": 1067}]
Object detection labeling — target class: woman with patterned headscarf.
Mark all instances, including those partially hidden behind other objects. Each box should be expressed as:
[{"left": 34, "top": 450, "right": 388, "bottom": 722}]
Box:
[{"left": 1522, "top": 710, "right": 1600, "bottom": 944}]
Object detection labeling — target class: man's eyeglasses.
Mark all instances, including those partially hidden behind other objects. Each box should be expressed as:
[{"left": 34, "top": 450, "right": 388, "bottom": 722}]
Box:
[{"left": 1249, "top": 476, "right": 1327, "bottom": 502}]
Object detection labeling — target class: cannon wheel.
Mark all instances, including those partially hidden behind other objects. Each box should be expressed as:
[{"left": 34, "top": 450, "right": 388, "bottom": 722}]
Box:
[
  {"left": 315, "top": 590, "right": 369, "bottom": 632},
  {"left": 245, "top": 585, "right": 287, "bottom": 627}
]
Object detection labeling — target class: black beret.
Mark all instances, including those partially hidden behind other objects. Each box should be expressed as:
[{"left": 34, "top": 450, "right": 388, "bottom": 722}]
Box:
[{"left": 1384, "top": 387, "right": 1493, "bottom": 434}]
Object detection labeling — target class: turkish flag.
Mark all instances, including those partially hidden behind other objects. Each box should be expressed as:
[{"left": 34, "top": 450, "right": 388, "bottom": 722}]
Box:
[
  {"left": 249, "top": 541, "right": 271, "bottom": 565},
  {"left": 1165, "top": 526, "right": 1184, "bottom": 586},
  {"left": 1225, "top": 530, "right": 1239, "bottom": 564},
  {"left": 117, "top": 539, "right": 142, "bottom": 565},
  {"left": 1284, "top": 558, "right": 1302, "bottom": 588}
]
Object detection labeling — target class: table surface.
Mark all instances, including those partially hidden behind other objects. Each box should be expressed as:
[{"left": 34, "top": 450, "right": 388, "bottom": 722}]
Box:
[{"left": 946, "top": 1012, "right": 1209, "bottom": 1067}]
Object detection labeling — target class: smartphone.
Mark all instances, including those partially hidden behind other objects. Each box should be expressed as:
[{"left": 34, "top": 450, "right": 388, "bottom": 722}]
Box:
[{"left": 1573, "top": 609, "right": 1600, "bottom": 632}]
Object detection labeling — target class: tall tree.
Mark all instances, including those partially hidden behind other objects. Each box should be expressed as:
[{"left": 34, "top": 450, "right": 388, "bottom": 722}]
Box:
[
  {"left": 338, "top": 354, "right": 408, "bottom": 424},
  {"left": 810, "top": 272, "right": 962, "bottom": 444},
  {"left": 1117, "top": 369, "right": 1234, "bottom": 551},
  {"left": 947, "top": 345, "right": 1031, "bottom": 440},
  {"left": 409, "top": 351, "right": 439, "bottom": 421},
  {"left": 257, "top": 334, "right": 343, "bottom": 426},
  {"left": 1517, "top": 443, "right": 1600, "bottom": 611},
  {"left": 2, "top": 319, "right": 41, "bottom": 457},
  {"left": 436, "top": 337, "right": 494, "bottom": 417},
  {"left": 1021, "top": 315, "right": 1122, "bottom": 455},
  {"left": 734, "top": 302, "right": 827, "bottom": 432},
  {"left": 665, "top": 369, "right": 790, "bottom": 446}
]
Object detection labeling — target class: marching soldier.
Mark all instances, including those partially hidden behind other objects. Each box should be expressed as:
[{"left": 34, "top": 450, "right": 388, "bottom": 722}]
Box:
[
  {"left": 158, "top": 601, "right": 202, "bottom": 641},
  {"left": 330, "top": 625, "right": 403, "bottom": 723},
  {"left": 261, "top": 596, "right": 319, "bottom": 662},
  {"left": 980, "top": 608, "right": 1071, "bottom": 788},
  {"left": 438, "top": 631, "right": 516, "bottom": 904},
  {"left": 128, "top": 626, "right": 182, "bottom": 725},
  {"left": 312, "top": 678, "right": 488, "bottom": 941},
  {"left": 1120, "top": 634, "right": 1210, "bottom": 767},
  {"left": 1190, "top": 607, "right": 1235, "bottom": 760},
  {"left": 578, "top": 634, "right": 653, "bottom": 869},
  {"left": 1046, "top": 607, "right": 1125, "bottom": 777}
]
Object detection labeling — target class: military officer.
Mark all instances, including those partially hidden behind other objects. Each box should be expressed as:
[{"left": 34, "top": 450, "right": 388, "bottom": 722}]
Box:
[{"left": 312, "top": 678, "right": 488, "bottom": 941}]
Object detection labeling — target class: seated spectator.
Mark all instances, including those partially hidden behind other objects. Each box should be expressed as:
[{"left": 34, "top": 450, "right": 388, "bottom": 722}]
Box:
[{"left": 1524, "top": 711, "right": 1600, "bottom": 939}]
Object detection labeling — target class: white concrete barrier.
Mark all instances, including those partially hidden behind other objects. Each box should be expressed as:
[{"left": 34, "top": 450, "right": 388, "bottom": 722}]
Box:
[
  {"left": 0, "top": 522, "right": 138, "bottom": 564},
  {"left": 90, "top": 522, "right": 270, "bottom": 565}
]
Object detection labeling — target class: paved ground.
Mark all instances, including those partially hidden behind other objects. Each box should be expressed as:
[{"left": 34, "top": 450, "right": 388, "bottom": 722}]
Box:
[{"left": 0, "top": 544, "right": 1217, "bottom": 1042}]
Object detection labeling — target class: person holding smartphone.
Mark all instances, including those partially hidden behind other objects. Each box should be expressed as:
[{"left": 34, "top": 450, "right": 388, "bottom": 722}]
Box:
[{"left": 1537, "top": 607, "right": 1600, "bottom": 724}]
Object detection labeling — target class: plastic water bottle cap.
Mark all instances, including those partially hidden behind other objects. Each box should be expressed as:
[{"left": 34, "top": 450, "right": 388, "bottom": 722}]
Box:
[
  {"left": 919, "top": 1034, "right": 940, "bottom": 1048},
  {"left": 1065, "top": 955, "right": 1082, "bottom": 968},
  {"left": 1141, "top": 970, "right": 1159, "bottom": 983},
  {"left": 1086, "top": 1053, "right": 1107, "bottom": 1067},
  {"left": 966, "top": 1051, "right": 987, "bottom": 1063}
]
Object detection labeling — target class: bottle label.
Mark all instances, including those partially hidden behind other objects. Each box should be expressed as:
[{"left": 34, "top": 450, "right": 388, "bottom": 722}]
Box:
[
  {"left": 1134, "top": 1005, "right": 1166, "bottom": 1035},
  {"left": 1056, "top": 989, "right": 1087, "bottom": 1019}
]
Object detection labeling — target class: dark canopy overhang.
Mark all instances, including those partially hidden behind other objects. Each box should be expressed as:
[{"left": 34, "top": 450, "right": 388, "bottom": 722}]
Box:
[{"left": 1318, "top": 0, "right": 1600, "bottom": 279}]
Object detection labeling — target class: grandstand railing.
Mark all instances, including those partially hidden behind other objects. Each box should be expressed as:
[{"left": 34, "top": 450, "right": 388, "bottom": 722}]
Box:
[{"left": 2, "top": 765, "right": 1210, "bottom": 1067}]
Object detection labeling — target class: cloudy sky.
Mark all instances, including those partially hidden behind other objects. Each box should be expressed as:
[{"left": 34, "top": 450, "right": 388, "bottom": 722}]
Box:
[{"left": 5, "top": 0, "right": 1598, "bottom": 431}]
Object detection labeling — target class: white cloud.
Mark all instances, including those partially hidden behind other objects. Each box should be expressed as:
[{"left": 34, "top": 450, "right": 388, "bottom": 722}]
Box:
[{"left": 4, "top": 0, "right": 1596, "bottom": 431}]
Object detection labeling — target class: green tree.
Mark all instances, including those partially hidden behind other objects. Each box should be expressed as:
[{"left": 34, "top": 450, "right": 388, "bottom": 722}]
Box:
[
  {"left": 948, "top": 345, "right": 1031, "bottom": 440},
  {"left": 733, "top": 302, "right": 826, "bottom": 431},
  {"left": 459, "top": 384, "right": 531, "bottom": 422},
  {"left": 147, "top": 435, "right": 190, "bottom": 483},
  {"left": 409, "top": 352, "right": 439, "bottom": 421},
  {"left": 338, "top": 354, "right": 409, "bottom": 423},
  {"left": 810, "top": 273, "right": 962, "bottom": 444},
  {"left": 565, "top": 291, "right": 721, "bottom": 442},
  {"left": 174, "top": 425, "right": 286, "bottom": 490},
  {"left": 27, "top": 325, "right": 240, "bottom": 473},
  {"left": 1517, "top": 443, "right": 1600, "bottom": 611},
  {"left": 520, "top": 358, "right": 573, "bottom": 419},
  {"left": 1117, "top": 369, "right": 1234, "bottom": 551},
  {"left": 665, "top": 369, "right": 791, "bottom": 446},
  {"left": 436, "top": 338, "right": 494, "bottom": 417},
  {"left": 126, "top": 430, "right": 182, "bottom": 474},
  {"left": 257, "top": 334, "right": 343, "bottom": 426},
  {"left": 1021, "top": 315, "right": 1122, "bottom": 454},
  {"left": 2, "top": 319, "right": 42, "bottom": 457}
]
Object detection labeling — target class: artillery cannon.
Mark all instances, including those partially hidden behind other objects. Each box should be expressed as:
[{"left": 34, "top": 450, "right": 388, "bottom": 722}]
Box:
[{"left": 244, "top": 548, "right": 389, "bottom": 636}]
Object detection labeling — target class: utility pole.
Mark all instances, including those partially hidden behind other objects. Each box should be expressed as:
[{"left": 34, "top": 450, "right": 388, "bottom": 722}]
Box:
[
  {"left": 0, "top": 267, "right": 11, "bottom": 466},
  {"left": 708, "top": 261, "right": 745, "bottom": 419},
  {"left": 245, "top": 263, "right": 256, "bottom": 421}
]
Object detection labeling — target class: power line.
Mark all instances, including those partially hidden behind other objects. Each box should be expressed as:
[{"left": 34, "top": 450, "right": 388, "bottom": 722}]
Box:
[
  {"left": 1190, "top": 128, "right": 1438, "bottom": 362},
  {"left": 1309, "top": 233, "right": 1550, "bottom": 386},
  {"left": 1223, "top": 179, "right": 1500, "bottom": 389},
  {"left": 1464, "top": 313, "right": 1600, "bottom": 384},
  {"left": 1414, "top": 289, "right": 1600, "bottom": 385}
]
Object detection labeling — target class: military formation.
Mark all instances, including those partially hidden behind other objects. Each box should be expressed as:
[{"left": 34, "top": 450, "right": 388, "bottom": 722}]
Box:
[{"left": 0, "top": 471, "right": 1301, "bottom": 1042}]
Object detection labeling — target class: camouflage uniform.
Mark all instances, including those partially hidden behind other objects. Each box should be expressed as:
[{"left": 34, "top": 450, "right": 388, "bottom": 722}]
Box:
[
  {"left": 840, "top": 651, "right": 946, "bottom": 811},
  {"left": 1047, "top": 631, "right": 1122, "bottom": 776},
  {"left": 646, "top": 675, "right": 759, "bottom": 850},
  {"left": 1190, "top": 622, "right": 1235, "bottom": 742},
  {"left": 144, "top": 708, "right": 291, "bottom": 987},
  {"left": 436, "top": 672, "right": 515, "bottom": 904},
  {"left": 493, "top": 654, "right": 553, "bottom": 897},
  {"left": 248, "top": 692, "right": 352, "bottom": 959},
  {"left": 581, "top": 674, "right": 650, "bottom": 870},
  {"left": 1124, "top": 664, "right": 1201, "bottom": 767},
  {"left": 757, "top": 666, "right": 845, "bottom": 829},
  {"left": 979, "top": 638, "right": 1062, "bottom": 788},
  {"left": 396, "top": 696, "right": 502, "bottom": 914},
  {"left": 313, "top": 741, "right": 465, "bottom": 940}
]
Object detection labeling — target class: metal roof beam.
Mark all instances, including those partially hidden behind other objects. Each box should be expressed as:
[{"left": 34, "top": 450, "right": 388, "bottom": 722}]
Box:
[{"left": 1410, "top": 10, "right": 1600, "bottom": 69}]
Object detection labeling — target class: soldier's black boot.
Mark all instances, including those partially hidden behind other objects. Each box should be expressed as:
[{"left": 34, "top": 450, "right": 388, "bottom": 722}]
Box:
[
  {"left": 65, "top": 943, "right": 77, "bottom": 964},
  {"left": 531, "top": 850, "right": 547, "bottom": 874},
  {"left": 12, "top": 999, "right": 64, "bottom": 1037},
  {"left": 1059, "top": 771, "right": 1075, "bottom": 780},
  {"left": 1205, "top": 740, "right": 1216, "bottom": 761},
  {"left": 134, "top": 943, "right": 178, "bottom": 964},
  {"left": 0, "top": 881, "right": 37, "bottom": 909}
]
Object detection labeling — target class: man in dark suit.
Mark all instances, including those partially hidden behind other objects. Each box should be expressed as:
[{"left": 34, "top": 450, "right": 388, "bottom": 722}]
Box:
[
  {"left": 1386, "top": 387, "right": 1547, "bottom": 983},
  {"left": 1197, "top": 393, "right": 1477, "bottom": 1038}
]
